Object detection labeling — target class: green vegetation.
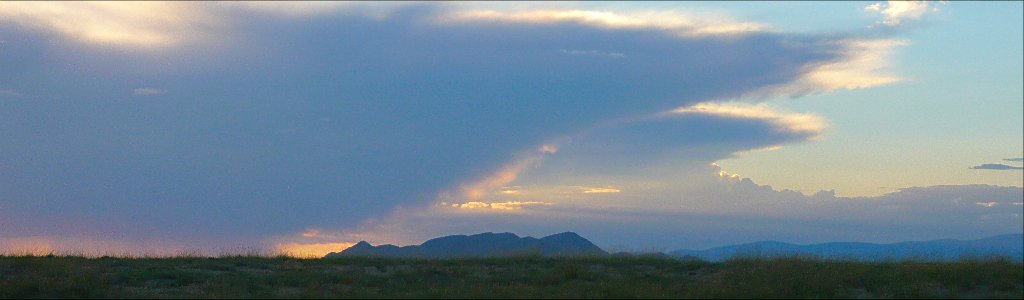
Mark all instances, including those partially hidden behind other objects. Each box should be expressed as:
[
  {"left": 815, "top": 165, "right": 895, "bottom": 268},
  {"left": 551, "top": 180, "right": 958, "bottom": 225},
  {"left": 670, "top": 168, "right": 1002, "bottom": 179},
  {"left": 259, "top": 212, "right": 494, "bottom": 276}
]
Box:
[{"left": 1, "top": 254, "right": 1020, "bottom": 299}]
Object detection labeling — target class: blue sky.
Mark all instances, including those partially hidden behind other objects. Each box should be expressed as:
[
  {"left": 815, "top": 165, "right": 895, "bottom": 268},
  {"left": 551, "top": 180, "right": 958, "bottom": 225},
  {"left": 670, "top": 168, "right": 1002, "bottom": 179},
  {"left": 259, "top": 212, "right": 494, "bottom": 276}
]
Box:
[
  {"left": 718, "top": 2, "right": 1024, "bottom": 196},
  {"left": 0, "top": 1, "right": 1020, "bottom": 256}
]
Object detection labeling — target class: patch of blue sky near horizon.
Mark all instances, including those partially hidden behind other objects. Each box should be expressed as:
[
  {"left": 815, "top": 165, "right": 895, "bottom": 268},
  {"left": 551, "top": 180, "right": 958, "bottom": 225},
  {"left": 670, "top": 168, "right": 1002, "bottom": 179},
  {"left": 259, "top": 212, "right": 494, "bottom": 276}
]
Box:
[{"left": 715, "top": 2, "right": 1024, "bottom": 196}]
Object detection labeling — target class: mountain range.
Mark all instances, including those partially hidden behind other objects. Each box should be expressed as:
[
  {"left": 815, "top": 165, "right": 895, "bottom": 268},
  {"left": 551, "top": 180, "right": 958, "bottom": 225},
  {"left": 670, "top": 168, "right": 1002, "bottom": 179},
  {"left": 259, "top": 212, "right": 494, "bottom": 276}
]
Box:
[
  {"left": 670, "top": 234, "right": 1024, "bottom": 262},
  {"left": 325, "top": 232, "right": 1023, "bottom": 261},
  {"left": 325, "top": 232, "right": 607, "bottom": 258}
]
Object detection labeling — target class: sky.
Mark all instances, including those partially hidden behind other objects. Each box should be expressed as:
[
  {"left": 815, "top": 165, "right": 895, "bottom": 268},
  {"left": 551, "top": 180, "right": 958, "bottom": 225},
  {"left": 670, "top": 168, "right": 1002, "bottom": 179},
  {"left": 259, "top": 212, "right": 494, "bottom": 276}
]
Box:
[{"left": 0, "top": 1, "right": 1021, "bottom": 257}]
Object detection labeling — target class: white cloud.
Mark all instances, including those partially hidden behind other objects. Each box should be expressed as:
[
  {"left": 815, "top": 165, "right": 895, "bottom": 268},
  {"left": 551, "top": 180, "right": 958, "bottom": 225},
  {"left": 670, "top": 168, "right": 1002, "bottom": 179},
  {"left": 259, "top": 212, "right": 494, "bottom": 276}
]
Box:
[
  {"left": 0, "top": 2, "right": 415, "bottom": 49},
  {"left": 437, "top": 9, "right": 765, "bottom": 37},
  {"left": 757, "top": 39, "right": 907, "bottom": 96},
  {"left": 717, "top": 168, "right": 742, "bottom": 182},
  {"left": 670, "top": 102, "right": 827, "bottom": 138},
  {"left": 498, "top": 186, "right": 521, "bottom": 195},
  {"left": 0, "top": 2, "right": 216, "bottom": 48},
  {"left": 0, "top": 4, "right": 763, "bottom": 50},
  {"left": 225, "top": 1, "right": 409, "bottom": 19},
  {"left": 450, "top": 201, "right": 552, "bottom": 211},
  {"left": 803, "top": 39, "right": 907, "bottom": 90},
  {"left": 865, "top": 1, "right": 934, "bottom": 26},
  {"left": 579, "top": 186, "right": 622, "bottom": 194},
  {"left": 489, "top": 201, "right": 551, "bottom": 211}
]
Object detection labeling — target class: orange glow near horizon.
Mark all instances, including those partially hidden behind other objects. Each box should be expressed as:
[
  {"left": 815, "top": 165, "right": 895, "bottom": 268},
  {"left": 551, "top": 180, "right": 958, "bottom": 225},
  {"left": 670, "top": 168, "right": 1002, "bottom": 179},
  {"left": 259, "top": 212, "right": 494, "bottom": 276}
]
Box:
[{"left": 275, "top": 242, "right": 355, "bottom": 258}]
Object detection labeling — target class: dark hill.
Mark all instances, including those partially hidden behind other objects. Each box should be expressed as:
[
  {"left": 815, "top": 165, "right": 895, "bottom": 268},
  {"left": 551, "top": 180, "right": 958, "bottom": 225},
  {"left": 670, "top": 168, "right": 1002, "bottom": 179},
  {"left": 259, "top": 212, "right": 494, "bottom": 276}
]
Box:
[{"left": 325, "top": 232, "right": 606, "bottom": 258}]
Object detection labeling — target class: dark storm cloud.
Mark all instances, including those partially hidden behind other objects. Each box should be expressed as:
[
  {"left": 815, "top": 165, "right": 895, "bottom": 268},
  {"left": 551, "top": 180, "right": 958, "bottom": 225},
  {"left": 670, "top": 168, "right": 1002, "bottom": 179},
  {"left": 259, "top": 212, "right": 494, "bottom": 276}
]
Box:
[{"left": 0, "top": 3, "right": 848, "bottom": 247}]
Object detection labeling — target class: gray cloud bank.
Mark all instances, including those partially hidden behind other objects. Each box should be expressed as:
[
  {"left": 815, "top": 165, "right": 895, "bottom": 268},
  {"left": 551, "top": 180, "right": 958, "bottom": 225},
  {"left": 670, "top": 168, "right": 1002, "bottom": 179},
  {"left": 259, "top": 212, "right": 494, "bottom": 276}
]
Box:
[
  {"left": 333, "top": 180, "right": 1024, "bottom": 252},
  {"left": 0, "top": 3, "right": 967, "bottom": 254}
]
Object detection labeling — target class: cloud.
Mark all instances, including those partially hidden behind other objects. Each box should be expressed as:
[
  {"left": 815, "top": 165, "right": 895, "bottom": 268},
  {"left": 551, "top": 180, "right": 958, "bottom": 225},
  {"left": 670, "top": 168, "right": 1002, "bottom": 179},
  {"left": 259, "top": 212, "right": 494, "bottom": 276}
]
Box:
[
  {"left": 437, "top": 9, "right": 765, "bottom": 37},
  {"left": 456, "top": 145, "right": 557, "bottom": 202},
  {"left": 671, "top": 102, "right": 826, "bottom": 138},
  {"left": 225, "top": 1, "right": 408, "bottom": 19},
  {"left": 761, "top": 39, "right": 907, "bottom": 96},
  {"left": 498, "top": 186, "right": 522, "bottom": 195},
  {"left": 0, "top": 2, "right": 216, "bottom": 47},
  {"left": 449, "top": 201, "right": 551, "bottom": 211},
  {"left": 301, "top": 229, "right": 322, "bottom": 238},
  {"left": 970, "top": 164, "right": 1024, "bottom": 171},
  {"left": 580, "top": 187, "right": 622, "bottom": 194},
  {"left": 132, "top": 88, "right": 166, "bottom": 96},
  {"left": 865, "top": 1, "right": 935, "bottom": 26},
  {"left": 0, "top": 3, "right": 917, "bottom": 254}
]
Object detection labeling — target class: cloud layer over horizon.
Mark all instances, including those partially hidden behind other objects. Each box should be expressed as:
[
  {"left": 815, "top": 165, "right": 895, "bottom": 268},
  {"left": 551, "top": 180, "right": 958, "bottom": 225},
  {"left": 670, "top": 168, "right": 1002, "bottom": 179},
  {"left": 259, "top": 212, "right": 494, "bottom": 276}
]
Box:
[{"left": 0, "top": 2, "right": 1017, "bottom": 256}]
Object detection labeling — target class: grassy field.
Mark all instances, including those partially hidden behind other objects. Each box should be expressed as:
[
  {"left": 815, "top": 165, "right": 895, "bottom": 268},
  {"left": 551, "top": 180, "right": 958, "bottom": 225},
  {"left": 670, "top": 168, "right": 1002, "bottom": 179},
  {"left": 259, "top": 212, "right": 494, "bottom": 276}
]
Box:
[{"left": 1, "top": 254, "right": 1021, "bottom": 299}]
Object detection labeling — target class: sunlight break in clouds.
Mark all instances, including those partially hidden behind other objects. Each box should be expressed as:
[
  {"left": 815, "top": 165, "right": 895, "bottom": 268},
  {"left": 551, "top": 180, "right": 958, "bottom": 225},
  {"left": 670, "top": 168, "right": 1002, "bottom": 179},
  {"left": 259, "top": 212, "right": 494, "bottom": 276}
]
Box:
[
  {"left": 275, "top": 242, "right": 355, "bottom": 258},
  {"left": 579, "top": 186, "right": 622, "bottom": 194},
  {"left": 0, "top": 2, "right": 213, "bottom": 47},
  {"left": 438, "top": 9, "right": 765, "bottom": 37},
  {"left": 451, "top": 201, "right": 552, "bottom": 211},
  {"left": 225, "top": 1, "right": 402, "bottom": 19},
  {"left": 671, "top": 102, "right": 827, "bottom": 138},
  {"left": 457, "top": 144, "right": 559, "bottom": 201},
  {"left": 0, "top": 2, "right": 410, "bottom": 48}
]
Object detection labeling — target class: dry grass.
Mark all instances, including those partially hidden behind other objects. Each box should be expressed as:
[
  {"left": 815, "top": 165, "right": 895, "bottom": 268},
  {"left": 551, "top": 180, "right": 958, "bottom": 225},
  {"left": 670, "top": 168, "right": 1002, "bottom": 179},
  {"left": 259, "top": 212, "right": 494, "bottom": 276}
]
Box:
[{"left": 0, "top": 254, "right": 1020, "bottom": 298}]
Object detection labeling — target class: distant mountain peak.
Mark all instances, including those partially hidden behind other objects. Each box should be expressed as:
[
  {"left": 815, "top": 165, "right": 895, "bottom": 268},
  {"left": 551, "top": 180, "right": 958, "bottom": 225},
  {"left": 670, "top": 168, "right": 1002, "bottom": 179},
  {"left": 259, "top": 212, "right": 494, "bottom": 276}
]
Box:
[
  {"left": 670, "top": 234, "right": 1023, "bottom": 262},
  {"left": 326, "top": 232, "right": 606, "bottom": 258},
  {"left": 543, "top": 231, "right": 583, "bottom": 238}
]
